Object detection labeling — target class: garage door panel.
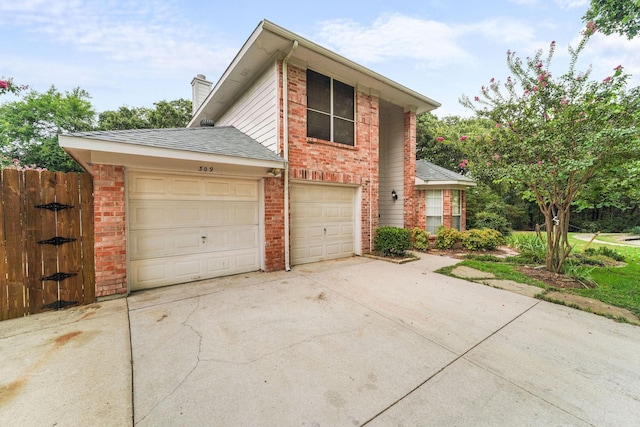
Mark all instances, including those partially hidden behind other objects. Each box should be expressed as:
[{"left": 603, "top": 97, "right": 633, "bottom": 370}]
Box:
[
  {"left": 128, "top": 172, "right": 260, "bottom": 290},
  {"left": 291, "top": 184, "right": 356, "bottom": 265}
]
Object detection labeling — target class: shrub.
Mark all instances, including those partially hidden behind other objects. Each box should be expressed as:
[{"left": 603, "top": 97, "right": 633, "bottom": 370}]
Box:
[
  {"left": 584, "top": 246, "right": 625, "bottom": 262},
  {"left": 562, "top": 261, "right": 596, "bottom": 287},
  {"left": 460, "top": 228, "right": 505, "bottom": 251},
  {"left": 435, "top": 226, "right": 461, "bottom": 250},
  {"left": 374, "top": 226, "right": 412, "bottom": 257},
  {"left": 412, "top": 227, "right": 430, "bottom": 251},
  {"left": 474, "top": 211, "right": 512, "bottom": 236},
  {"left": 506, "top": 232, "right": 546, "bottom": 264}
]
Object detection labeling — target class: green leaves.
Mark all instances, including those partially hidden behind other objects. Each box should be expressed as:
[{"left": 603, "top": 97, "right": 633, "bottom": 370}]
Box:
[
  {"left": 97, "top": 99, "right": 192, "bottom": 130},
  {"left": 0, "top": 86, "right": 95, "bottom": 172}
]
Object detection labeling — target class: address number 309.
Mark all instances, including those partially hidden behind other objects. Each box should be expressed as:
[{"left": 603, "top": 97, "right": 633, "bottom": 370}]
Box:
[{"left": 199, "top": 166, "right": 214, "bottom": 172}]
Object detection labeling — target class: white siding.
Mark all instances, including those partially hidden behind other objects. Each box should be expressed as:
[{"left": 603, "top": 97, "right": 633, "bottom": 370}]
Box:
[
  {"left": 378, "top": 101, "right": 405, "bottom": 227},
  {"left": 216, "top": 65, "right": 278, "bottom": 153}
]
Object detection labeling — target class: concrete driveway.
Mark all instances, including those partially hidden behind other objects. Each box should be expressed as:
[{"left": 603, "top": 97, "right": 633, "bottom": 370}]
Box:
[{"left": 2, "top": 253, "right": 640, "bottom": 426}]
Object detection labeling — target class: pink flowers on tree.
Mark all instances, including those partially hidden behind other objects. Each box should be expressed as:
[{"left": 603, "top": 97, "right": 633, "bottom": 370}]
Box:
[{"left": 0, "top": 77, "right": 28, "bottom": 95}]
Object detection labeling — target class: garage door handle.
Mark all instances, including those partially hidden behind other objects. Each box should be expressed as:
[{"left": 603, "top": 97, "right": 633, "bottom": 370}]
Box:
[
  {"left": 201, "top": 236, "right": 207, "bottom": 243},
  {"left": 324, "top": 227, "right": 326, "bottom": 235}
]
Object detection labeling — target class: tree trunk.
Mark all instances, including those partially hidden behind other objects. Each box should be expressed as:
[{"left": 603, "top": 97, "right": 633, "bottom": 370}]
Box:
[{"left": 543, "top": 203, "right": 572, "bottom": 273}]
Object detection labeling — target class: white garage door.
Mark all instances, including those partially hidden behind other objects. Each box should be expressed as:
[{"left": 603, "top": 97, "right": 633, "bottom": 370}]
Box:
[
  {"left": 128, "top": 172, "right": 260, "bottom": 290},
  {"left": 290, "top": 183, "right": 355, "bottom": 265}
]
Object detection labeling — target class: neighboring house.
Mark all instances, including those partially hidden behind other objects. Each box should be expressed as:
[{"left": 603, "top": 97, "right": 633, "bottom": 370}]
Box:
[
  {"left": 415, "top": 159, "right": 476, "bottom": 234},
  {"left": 59, "top": 20, "right": 444, "bottom": 296}
]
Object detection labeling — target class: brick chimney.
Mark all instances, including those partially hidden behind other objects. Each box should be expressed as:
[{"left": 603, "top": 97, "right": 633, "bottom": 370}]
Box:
[{"left": 191, "top": 74, "right": 212, "bottom": 115}]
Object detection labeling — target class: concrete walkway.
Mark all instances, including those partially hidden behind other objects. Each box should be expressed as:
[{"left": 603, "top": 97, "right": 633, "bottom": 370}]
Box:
[{"left": 2, "top": 253, "right": 640, "bottom": 425}]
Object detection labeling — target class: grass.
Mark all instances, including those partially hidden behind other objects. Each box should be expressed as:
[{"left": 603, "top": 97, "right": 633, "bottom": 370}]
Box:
[
  {"left": 439, "top": 259, "right": 548, "bottom": 289},
  {"left": 440, "top": 232, "right": 640, "bottom": 319},
  {"left": 569, "top": 234, "right": 640, "bottom": 317}
]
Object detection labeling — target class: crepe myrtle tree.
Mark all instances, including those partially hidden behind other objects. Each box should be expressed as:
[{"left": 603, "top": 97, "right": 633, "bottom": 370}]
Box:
[
  {"left": 460, "top": 23, "right": 640, "bottom": 273},
  {"left": 0, "top": 77, "right": 28, "bottom": 95}
]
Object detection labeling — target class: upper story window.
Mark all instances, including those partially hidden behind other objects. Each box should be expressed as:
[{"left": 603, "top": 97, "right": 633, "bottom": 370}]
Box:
[{"left": 306, "top": 69, "right": 355, "bottom": 146}]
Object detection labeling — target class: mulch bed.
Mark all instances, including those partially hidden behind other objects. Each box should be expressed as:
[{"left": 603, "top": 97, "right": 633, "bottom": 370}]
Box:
[{"left": 517, "top": 266, "right": 590, "bottom": 289}]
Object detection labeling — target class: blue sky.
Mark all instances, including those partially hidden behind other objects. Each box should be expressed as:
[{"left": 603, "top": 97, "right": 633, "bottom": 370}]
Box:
[{"left": 2, "top": 0, "right": 638, "bottom": 117}]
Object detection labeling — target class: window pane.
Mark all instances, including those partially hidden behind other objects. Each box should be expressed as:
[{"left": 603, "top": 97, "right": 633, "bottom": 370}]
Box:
[
  {"left": 452, "top": 216, "right": 461, "bottom": 231},
  {"left": 426, "top": 216, "right": 442, "bottom": 234},
  {"left": 452, "top": 190, "right": 461, "bottom": 215},
  {"left": 426, "top": 190, "right": 442, "bottom": 216},
  {"left": 307, "top": 70, "right": 330, "bottom": 113},
  {"left": 307, "top": 110, "right": 331, "bottom": 141},
  {"left": 333, "top": 117, "right": 354, "bottom": 146},
  {"left": 333, "top": 79, "right": 354, "bottom": 120}
]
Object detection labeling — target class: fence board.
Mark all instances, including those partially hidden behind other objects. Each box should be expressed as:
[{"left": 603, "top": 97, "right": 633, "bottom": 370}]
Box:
[
  {"left": 39, "top": 171, "right": 59, "bottom": 310},
  {"left": 80, "top": 173, "right": 95, "bottom": 303},
  {"left": 3, "top": 170, "right": 26, "bottom": 318},
  {"left": 25, "top": 171, "right": 44, "bottom": 314},
  {"left": 0, "top": 172, "right": 8, "bottom": 320},
  {"left": 59, "top": 172, "right": 82, "bottom": 304}
]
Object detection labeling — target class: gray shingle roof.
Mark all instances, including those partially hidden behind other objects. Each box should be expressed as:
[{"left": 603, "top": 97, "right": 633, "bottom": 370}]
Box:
[
  {"left": 416, "top": 159, "right": 475, "bottom": 183},
  {"left": 64, "top": 126, "right": 284, "bottom": 163}
]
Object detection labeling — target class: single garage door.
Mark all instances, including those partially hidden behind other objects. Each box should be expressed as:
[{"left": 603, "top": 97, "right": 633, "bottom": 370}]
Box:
[
  {"left": 128, "top": 172, "right": 260, "bottom": 290},
  {"left": 290, "top": 183, "right": 355, "bottom": 265}
]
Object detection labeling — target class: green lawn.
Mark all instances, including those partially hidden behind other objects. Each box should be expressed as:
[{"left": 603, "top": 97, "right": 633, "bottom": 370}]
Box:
[
  {"left": 569, "top": 234, "right": 640, "bottom": 317},
  {"left": 440, "top": 232, "right": 640, "bottom": 319}
]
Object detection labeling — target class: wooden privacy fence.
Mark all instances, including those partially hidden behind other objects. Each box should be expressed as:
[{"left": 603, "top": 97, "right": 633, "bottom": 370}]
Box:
[{"left": 0, "top": 169, "right": 95, "bottom": 321}]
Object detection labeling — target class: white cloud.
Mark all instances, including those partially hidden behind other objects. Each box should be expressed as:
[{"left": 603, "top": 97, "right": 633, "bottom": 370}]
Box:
[
  {"left": 0, "top": 0, "right": 235, "bottom": 73},
  {"left": 553, "top": 0, "right": 589, "bottom": 10},
  {"left": 508, "top": 0, "right": 540, "bottom": 6},
  {"left": 313, "top": 14, "right": 538, "bottom": 68},
  {"left": 581, "top": 33, "right": 640, "bottom": 81},
  {"left": 314, "top": 14, "right": 471, "bottom": 66}
]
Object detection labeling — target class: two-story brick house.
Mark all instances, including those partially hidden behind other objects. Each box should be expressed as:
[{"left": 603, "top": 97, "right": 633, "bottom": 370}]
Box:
[{"left": 60, "top": 20, "right": 459, "bottom": 296}]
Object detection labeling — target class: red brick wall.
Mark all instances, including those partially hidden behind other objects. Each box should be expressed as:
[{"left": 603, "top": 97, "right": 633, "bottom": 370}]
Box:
[
  {"left": 263, "top": 176, "right": 285, "bottom": 271},
  {"left": 92, "top": 164, "right": 127, "bottom": 297},
  {"left": 284, "top": 64, "right": 379, "bottom": 253},
  {"left": 443, "top": 189, "right": 453, "bottom": 228},
  {"left": 403, "top": 110, "right": 417, "bottom": 229}
]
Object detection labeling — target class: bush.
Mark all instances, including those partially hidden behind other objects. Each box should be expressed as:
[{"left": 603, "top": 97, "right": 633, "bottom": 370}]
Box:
[
  {"left": 435, "top": 226, "right": 461, "bottom": 250},
  {"left": 374, "top": 226, "right": 412, "bottom": 257},
  {"left": 412, "top": 227, "right": 430, "bottom": 251},
  {"left": 506, "top": 232, "right": 546, "bottom": 264},
  {"left": 460, "top": 228, "right": 505, "bottom": 251},
  {"left": 584, "top": 246, "right": 625, "bottom": 262},
  {"left": 474, "top": 211, "right": 512, "bottom": 236}
]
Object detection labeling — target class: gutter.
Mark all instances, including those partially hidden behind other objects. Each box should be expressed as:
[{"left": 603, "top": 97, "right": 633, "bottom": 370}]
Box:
[{"left": 282, "top": 40, "right": 298, "bottom": 272}]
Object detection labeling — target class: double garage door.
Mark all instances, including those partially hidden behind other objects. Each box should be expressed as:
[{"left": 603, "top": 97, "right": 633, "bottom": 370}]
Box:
[
  {"left": 128, "top": 172, "right": 260, "bottom": 290},
  {"left": 290, "top": 183, "right": 356, "bottom": 265}
]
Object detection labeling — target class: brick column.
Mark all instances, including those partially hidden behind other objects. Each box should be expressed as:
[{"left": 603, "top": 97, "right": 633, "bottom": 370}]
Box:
[
  {"left": 263, "top": 176, "right": 285, "bottom": 271},
  {"left": 403, "top": 109, "right": 417, "bottom": 229},
  {"left": 92, "top": 164, "right": 127, "bottom": 297},
  {"left": 443, "top": 189, "right": 453, "bottom": 228}
]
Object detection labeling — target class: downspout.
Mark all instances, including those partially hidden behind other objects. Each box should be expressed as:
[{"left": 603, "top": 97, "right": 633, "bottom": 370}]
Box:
[{"left": 283, "top": 40, "right": 298, "bottom": 272}]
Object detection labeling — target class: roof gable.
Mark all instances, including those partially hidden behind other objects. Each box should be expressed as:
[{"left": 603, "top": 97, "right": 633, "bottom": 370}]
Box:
[{"left": 190, "top": 20, "right": 440, "bottom": 127}]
